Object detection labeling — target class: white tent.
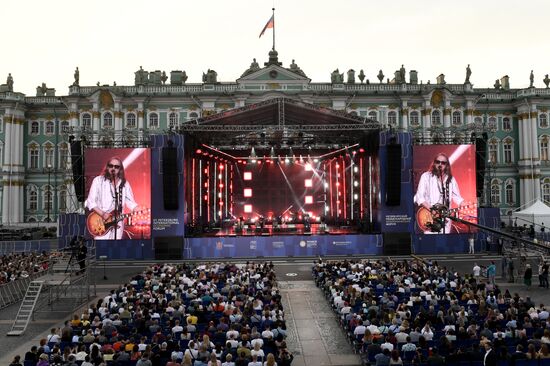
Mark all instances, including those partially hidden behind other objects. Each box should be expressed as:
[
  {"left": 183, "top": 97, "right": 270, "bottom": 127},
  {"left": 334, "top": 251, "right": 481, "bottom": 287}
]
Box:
[{"left": 512, "top": 199, "right": 550, "bottom": 228}]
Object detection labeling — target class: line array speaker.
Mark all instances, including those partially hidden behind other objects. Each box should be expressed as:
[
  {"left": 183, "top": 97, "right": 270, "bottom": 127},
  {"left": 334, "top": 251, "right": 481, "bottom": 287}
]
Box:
[{"left": 70, "top": 141, "right": 84, "bottom": 203}]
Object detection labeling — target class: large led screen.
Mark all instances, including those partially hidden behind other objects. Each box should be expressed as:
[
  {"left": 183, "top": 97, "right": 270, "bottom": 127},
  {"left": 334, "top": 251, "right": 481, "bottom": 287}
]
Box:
[
  {"left": 84, "top": 148, "right": 151, "bottom": 240},
  {"left": 413, "top": 145, "right": 477, "bottom": 234}
]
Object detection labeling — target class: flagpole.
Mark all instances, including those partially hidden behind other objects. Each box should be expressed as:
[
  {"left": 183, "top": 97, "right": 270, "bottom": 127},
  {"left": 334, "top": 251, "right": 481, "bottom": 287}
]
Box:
[{"left": 272, "top": 7, "right": 275, "bottom": 51}]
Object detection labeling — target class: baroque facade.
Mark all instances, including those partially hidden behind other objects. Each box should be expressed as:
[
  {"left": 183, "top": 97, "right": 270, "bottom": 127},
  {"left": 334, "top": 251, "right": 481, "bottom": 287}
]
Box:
[{"left": 1, "top": 51, "right": 550, "bottom": 224}]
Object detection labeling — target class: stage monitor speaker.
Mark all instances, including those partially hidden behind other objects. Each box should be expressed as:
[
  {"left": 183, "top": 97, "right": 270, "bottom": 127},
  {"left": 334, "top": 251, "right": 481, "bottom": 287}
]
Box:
[
  {"left": 162, "top": 146, "right": 179, "bottom": 210},
  {"left": 475, "top": 138, "right": 487, "bottom": 198},
  {"left": 70, "top": 141, "right": 84, "bottom": 202},
  {"left": 383, "top": 232, "right": 411, "bottom": 256},
  {"left": 385, "top": 144, "right": 401, "bottom": 206},
  {"left": 154, "top": 236, "right": 183, "bottom": 260}
]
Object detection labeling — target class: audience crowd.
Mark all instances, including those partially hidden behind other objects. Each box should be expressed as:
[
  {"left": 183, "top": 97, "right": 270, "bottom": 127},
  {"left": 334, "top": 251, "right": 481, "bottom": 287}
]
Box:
[
  {"left": 0, "top": 251, "right": 57, "bottom": 285},
  {"left": 314, "top": 258, "right": 550, "bottom": 365},
  {"left": 19, "top": 262, "right": 293, "bottom": 366}
]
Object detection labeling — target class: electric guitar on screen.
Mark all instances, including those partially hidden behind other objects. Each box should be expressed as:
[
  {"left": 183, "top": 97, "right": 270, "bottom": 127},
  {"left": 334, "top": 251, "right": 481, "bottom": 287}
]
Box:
[
  {"left": 86, "top": 208, "right": 150, "bottom": 237},
  {"left": 416, "top": 202, "right": 477, "bottom": 232}
]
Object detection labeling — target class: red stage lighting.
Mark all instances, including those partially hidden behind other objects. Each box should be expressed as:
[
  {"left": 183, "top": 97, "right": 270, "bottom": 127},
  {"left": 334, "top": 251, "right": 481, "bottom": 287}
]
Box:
[
  {"left": 244, "top": 172, "right": 252, "bottom": 180},
  {"left": 359, "top": 148, "right": 365, "bottom": 153},
  {"left": 304, "top": 179, "right": 312, "bottom": 188},
  {"left": 196, "top": 149, "right": 202, "bottom": 154},
  {"left": 244, "top": 204, "right": 252, "bottom": 213},
  {"left": 244, "top": 188, "right": 252, "bottom": 197},
  {"left": 305, "top": 195, "right": 313, "bottom": 204},
  {"left": 219, "top": 164, "right": 224, "bottom": 170}
]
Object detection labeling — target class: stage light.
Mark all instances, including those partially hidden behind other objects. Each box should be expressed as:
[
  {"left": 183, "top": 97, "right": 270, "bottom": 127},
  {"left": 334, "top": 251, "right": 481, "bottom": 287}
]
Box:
[
  {"left": 219, "top": 183, "right": 224, "bottom": 188},
  {"left": 354, "top": 194, "right": 359, "bottom": 200},
  {"left": 244, "top": 172, "right": 252, "bottom": 180},
  {"left": 251, "top": 159, "right": 257, "bottom": 164},
  {"left": 354, "top": 166, "right": 359, "bottom": 173},
  {"left": 324, "top": 182, "right": 329, "bottom": 189},
  {"left": 218, "top": 174, "right": 222, "bottom": 179},
  {"left": 359, "top": 148, "right": 365, "bottom": 153},
  {"left": 285, "top": 158, "right": 290, "bottom": 164},
  {"left": 354, "top": 181, "right": 359, "bottom": 187},
  {"left": 218, "top": 193, "right": 222, "bottom": 198},
  {"left": 304, "top": 179, "right": 312, "bottom": 187},
  {"left": 204, "top": 182, "right": 208, "bottom": 188},
  {"left": 219, "top": 164, "right": 224, "bottom": 170},
  {"left": 244, "top": 204, "right": 252, "bottom": 213},
  {"left": 336, "top": 163, "right": 340, "bottom": 168},
  {"left": 196, "top": 149, "right": 202, "bottom": 154},
  {"left": 256, "top": 160, "right": 261, "bottom": 165},
  {"left": 204, "top": 168, "right": 208, "bottom": 174},
  {"left": 305, "top": 163, "right": 312, "bottom": 171},
  {"left": 325, "top": 207, "right": 329, "bottom": 212},
  {"left": 336, "top": 182, "right": 340, "bottom": 186},
  {"left": 305, "top": 196, "right": 313, "bottom": 204},
  {"left": 314, "top": 158, "right": 319, "bottom": 163},
  {"left": 204, "top": 195, "right": 208, "bottom": 201},
  {"left": 244, "top": 188, "right": 252, "bottom": 197}
]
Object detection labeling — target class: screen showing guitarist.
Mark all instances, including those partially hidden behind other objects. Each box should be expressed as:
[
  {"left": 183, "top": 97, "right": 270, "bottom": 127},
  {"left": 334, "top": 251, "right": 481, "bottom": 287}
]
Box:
[
  {"left": 85, "top": 157, "right": 142, "bottom": 240},
  {"left": 414, "top": 153, "right": 464, "bottom": 234}
]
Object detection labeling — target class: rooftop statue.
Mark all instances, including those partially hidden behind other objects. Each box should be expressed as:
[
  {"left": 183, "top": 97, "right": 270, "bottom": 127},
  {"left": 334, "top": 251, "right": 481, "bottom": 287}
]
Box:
[
  {"left": 530, "top": 70, "right": 534, "bottom": 88},
  {"left": 330, "top": 69, "right": 344, "bottom": 84},
  {"left": 161, "top": 71, "right": 168, "bottom": 85},
  {"left": 241, "top": 58, "right": 261, "bottom": 77},
  {"left": 6, "top": 73, "right": 13, "bottom": 91},
  {"left": 358, "top": 69, "right": 365, "bottom": 84},
  {"left": 544, "top": 74, "right": 550, "bottom": 89},
  {"left": 202, "top": 69, "right": 218, "bottom": 84},
  {"left": 73, "top": 67, "right": 79, "bottom": 86},
  {"left": 347, "top": 69, "right": 355, "bottom": 84},
  {"left": 399, "top": 64, "right": 406, "bottom": 84},
  {"left": 494, "top": 79, "right": 501, "bottom": 90},
  {"left": 288, "top": 59, "right": 307, "bottom": 77},
  {"left": 377, "top": 70, "right": 384, "bottom": 83},
  {"left": 465, "top": 64, "right": 472, "bottom": 84},
  {"left": 135, "top": 66, "right": 148, "bottom": 85}
]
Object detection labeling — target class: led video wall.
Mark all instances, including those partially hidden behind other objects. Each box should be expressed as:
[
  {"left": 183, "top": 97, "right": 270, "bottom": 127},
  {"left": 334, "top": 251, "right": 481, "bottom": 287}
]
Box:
[
  {"left": 84, "top": 148, "right": 151, "bottom": 240},
  {"left": 413, "top": 145, "right": 477, "bottom": 234}
]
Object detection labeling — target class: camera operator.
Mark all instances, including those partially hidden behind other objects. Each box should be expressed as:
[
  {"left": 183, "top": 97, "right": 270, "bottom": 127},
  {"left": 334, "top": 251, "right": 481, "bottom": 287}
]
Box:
[{"left": 76, "top": 237, "right": 87, "bottom": 275}]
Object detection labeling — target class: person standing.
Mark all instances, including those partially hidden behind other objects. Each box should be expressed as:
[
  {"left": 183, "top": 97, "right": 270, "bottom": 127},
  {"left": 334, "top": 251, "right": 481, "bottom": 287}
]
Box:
[
  {"left": 483, "top": 342, "right": 497, "bottom": 366},
  {"left": 501, "top": 257, "right": 508, "bottom": 281},
  {"left": 468, "top": 235, "right": 475, "bottom": 254},
  {"left": 487, "top": 261, "right": 496, "bottom": 285},
  {"left": 508, "top": 257, "right": 515, "bottom": 283},
  {"left": 77, "top": 238, "right": 87, "bottom": 275},
  {"left": 524, "top": 264, "right": 533, "bottom": 288},
  {"left": 542, "top": 261, "right": 549, "bottom": 289}
]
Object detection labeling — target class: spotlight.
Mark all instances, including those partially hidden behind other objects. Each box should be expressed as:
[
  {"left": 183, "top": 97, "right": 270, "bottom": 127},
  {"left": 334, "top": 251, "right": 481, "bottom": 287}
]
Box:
[{"left": 285, "top": 158, "right": 290, "bottom": 164}]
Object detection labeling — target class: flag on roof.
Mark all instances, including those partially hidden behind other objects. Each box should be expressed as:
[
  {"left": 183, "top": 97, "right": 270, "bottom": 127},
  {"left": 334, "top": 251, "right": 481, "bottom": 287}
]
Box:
[{"left": 259, "top": 15, "right": 274, "bottom": 38}]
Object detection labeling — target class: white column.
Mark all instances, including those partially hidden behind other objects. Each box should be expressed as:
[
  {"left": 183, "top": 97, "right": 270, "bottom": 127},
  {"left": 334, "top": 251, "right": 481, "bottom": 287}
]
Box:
[
  {"left": 443, "top": 107, "right": 451, "bottom": 139},
  {"left": 137, "top": 104, "right": 144, "bottom": 142},
  {"left": 423, "top": 102, "right": 431, "bottom": 140},
  {"left": 114, "top": 102, "right": 123, "bottom": 143},
  {"left": 92, "top": 103, "right": 100, "bottom": 142},
  {"left": 1, "top": 112, "right": 12, "bottom": 224}
]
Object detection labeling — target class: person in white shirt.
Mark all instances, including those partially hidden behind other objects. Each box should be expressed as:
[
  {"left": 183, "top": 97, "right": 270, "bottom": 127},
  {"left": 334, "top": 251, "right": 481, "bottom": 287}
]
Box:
[
  {"left": 381, "top": 336, "right": 394, "bottom": 352},
  {"left": 85, "top": 157, "right": 141, "bottom": 240},
  {"left": 468, "top": 235, "right": 475, "bottom": 254},
  {"left": 414, "top": 153, "right": 464, "bottom": 234},
  {"left": 473, "top": 263, "right": 481, "bottom": 280}
]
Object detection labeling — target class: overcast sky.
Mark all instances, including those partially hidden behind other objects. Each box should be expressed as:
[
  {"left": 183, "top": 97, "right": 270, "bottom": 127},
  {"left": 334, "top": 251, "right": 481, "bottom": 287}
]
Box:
[{"left": 3, "top": 0, "right": 550, "bottom": 95}]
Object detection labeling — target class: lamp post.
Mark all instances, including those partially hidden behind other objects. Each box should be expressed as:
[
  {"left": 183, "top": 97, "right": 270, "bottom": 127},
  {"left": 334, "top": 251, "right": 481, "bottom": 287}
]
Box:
[{"left": 46, "top": 164, "right": 52, "bottom": 222}]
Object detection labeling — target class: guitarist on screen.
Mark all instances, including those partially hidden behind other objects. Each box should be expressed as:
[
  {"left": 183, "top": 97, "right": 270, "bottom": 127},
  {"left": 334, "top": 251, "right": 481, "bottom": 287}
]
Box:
[
  {"left": 414, "top": 153, "right": 464, "bottom": 234},
  {"left": 85, "top": 157, "right": 142, "bottom": 240}
]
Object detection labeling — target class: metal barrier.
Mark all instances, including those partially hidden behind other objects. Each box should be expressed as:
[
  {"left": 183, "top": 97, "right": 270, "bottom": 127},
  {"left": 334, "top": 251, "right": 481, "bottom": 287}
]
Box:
[{"left": 0, "top": 240, "right": 57, "bottom": 255}]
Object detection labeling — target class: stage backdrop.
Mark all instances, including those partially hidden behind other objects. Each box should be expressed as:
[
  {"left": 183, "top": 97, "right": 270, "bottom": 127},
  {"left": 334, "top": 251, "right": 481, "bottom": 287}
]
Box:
[
  {"left": 413, "top": 144, "right": 477, "bottom": 234},
  {"left": 84, "top": 148, "right": 151, "bottom": 240}
]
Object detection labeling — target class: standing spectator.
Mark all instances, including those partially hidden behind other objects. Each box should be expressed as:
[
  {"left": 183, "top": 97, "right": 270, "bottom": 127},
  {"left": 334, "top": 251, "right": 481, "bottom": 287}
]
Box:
[
  {"left": 508, "top": 258, "right": 515, "bottom": 283},
  {"left": 473, "top": 263, "right": 481, "bottom": 281},
  {"left": 468, "top": 235, "right": 475, "bottom": 254},
  {"left": 501, "top": 257, "right": 508, "bottom": 281},
  {"left": 9, "top": 355, "right": 22, "bottom": 366},
  {"left": 483, "top": 342, "right": 497, "bottom": 366},
  {"left": 524, "top": 264, "right": 533, "bottom": 288},
  {"left": 487, "top": 261, "right": 496, "bottom": 285},
  {"left": 37, "top": 354, "right": 49, "bottom": 366},
  {"left": 542, "top": 261, "right": 549, "bottom": 289}
]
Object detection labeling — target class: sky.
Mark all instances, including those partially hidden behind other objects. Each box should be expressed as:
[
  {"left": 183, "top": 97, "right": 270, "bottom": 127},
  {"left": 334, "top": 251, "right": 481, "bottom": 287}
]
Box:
[{"left": 2, "top": 0, "right": 550, "bottom": 96}]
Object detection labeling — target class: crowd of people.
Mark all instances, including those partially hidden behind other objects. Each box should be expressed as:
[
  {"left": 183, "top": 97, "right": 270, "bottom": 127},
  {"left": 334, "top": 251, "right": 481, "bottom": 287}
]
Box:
[
  {"left": 313, "top": 258, "right": 550, "bottom": 365},
  {"left": 0, "top": 251, "right": 58, "bottom": 285},
  {"left": 17, "top": 262, "right": 293, "bottom": 366}
]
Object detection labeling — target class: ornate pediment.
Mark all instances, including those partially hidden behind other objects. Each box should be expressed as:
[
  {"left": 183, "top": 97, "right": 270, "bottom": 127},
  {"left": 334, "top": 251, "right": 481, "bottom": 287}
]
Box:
[{"left": 237, "top": 64, "right": 311, "bottom": 84}]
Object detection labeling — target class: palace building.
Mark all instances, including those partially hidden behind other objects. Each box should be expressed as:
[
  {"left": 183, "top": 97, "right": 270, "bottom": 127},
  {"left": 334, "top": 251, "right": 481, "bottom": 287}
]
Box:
[{"left": 1, "top": 50, "right": 550, "bottom": 225}]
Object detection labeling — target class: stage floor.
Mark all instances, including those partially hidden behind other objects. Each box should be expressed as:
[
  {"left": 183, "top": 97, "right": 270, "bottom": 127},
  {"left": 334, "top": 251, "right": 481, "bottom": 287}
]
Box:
[{"left": 200, "top": 223, "right": 360, "bottom": 237}]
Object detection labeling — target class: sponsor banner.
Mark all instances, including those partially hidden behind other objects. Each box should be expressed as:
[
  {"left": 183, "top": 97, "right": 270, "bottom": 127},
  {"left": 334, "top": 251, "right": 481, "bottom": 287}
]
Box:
[{"left": 185, "top": 234, "right": 383, "bottom": 258}]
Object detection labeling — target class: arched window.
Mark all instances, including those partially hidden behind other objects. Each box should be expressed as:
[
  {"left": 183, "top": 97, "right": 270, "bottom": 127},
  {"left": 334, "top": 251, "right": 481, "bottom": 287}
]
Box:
[
  {"left": 149, "top": 112, "right": 159, "bottom": 128},
  {"left": 168, "top": 112, "right": 179, "bottom": 128},
  {"left": 82, "top": 113, "right": 92, "bottom": 129},
  {"left": 387, "top": 111, "right": 397, "bottom": 126},
  {"left": 488, "top": 139, "right": 499, "bottom": 164},
  {"left": 540, "top": 136, "right": 549, "bottom": 161},
  {"left": 540, "top": 113, "right": 548, "bottom": 128},
  {"left": 505, "top": 179, "right": 515, "bottom": 205},
  {"left": 42, "top": 185, "right": 53, "bottom": 217},
  {"left": 31, "top": 121, "right": 39, "bottom": 135},
  {"left": 502, "top": 117, "right": 512, "bottom": 131},
  {"left": 543, "top": 179, "right": 550, "bottom": 203},
  {"left": 28, "top": 144, "right": 39, "bottom": 169},
  {"left": 409, "top": 111, "right": 420, "bottom": 126},
  {"left": 126, "top": 113, "right": 136, "bottom": 128},
  {"left": 59, "top": 143, "right": 69, "bottom": 169},
  {"left": 27, "top": 185, "right": 38, "bottom": 211},
  {"left": 45, "top": 121, "right": 54, "bottom": 135},
  {"left": 43, "top": 143, "right": 54, "bottom": 168},
  {"left": 490, "top": 179, "right": 501, "bottom": 205},
  {"left": 488, "top": 116, "right": 497, "bottom": 131},
  {"left": 503, "top": 138, "right": 514, "bottom": 163},
  {"left": 58, "top": 185, "right": 67, "bottom": 212},
  {"left": 368, "top": 111, "right": 378, "bottom": 121},
  {"left": 61, "top": 120, "right": 69, "bottom": 133},
  {"left": 188, "top": 112, "right": 199, "bottom": 120},
  {"left": 452, "top": 111, "right": 462, "bottom": 125},
  {"left": 431, "top": 110, "right": 441, "bottom": 126},
  {"left": 103, "top": 112, "right": 113, "bottom": 128}
]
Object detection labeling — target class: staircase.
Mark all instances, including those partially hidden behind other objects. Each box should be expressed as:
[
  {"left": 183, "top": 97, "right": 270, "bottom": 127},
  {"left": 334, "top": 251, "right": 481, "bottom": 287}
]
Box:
[{"left": 7, "top": 281, "right": 43, "bottom": 336}]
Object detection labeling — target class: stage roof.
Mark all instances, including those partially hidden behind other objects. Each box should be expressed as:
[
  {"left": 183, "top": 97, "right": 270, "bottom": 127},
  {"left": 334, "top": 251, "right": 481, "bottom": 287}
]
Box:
[{"left": 178, "top": 97, "right": 380, "bottom": 148}]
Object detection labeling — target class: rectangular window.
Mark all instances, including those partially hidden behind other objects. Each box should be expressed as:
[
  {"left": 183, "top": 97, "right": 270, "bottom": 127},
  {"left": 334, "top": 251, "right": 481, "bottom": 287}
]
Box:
[
  {"left": 489, "top": 144, "right": 498, "bottom": 163},
  {"left": 30, "top": 149, "right": 39, "bottom": 169},
  {"left": 59, "top": 148, "right": 68, "bottom": 169},
  {"left": 45, "top": 149, "right": 54, "bottom": 168},
  {"left": 503, "top": 144, "right": 512, "bottom": 163},
  {"left": 541, "top": 141, "right": 549, "bottom": 161}
]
